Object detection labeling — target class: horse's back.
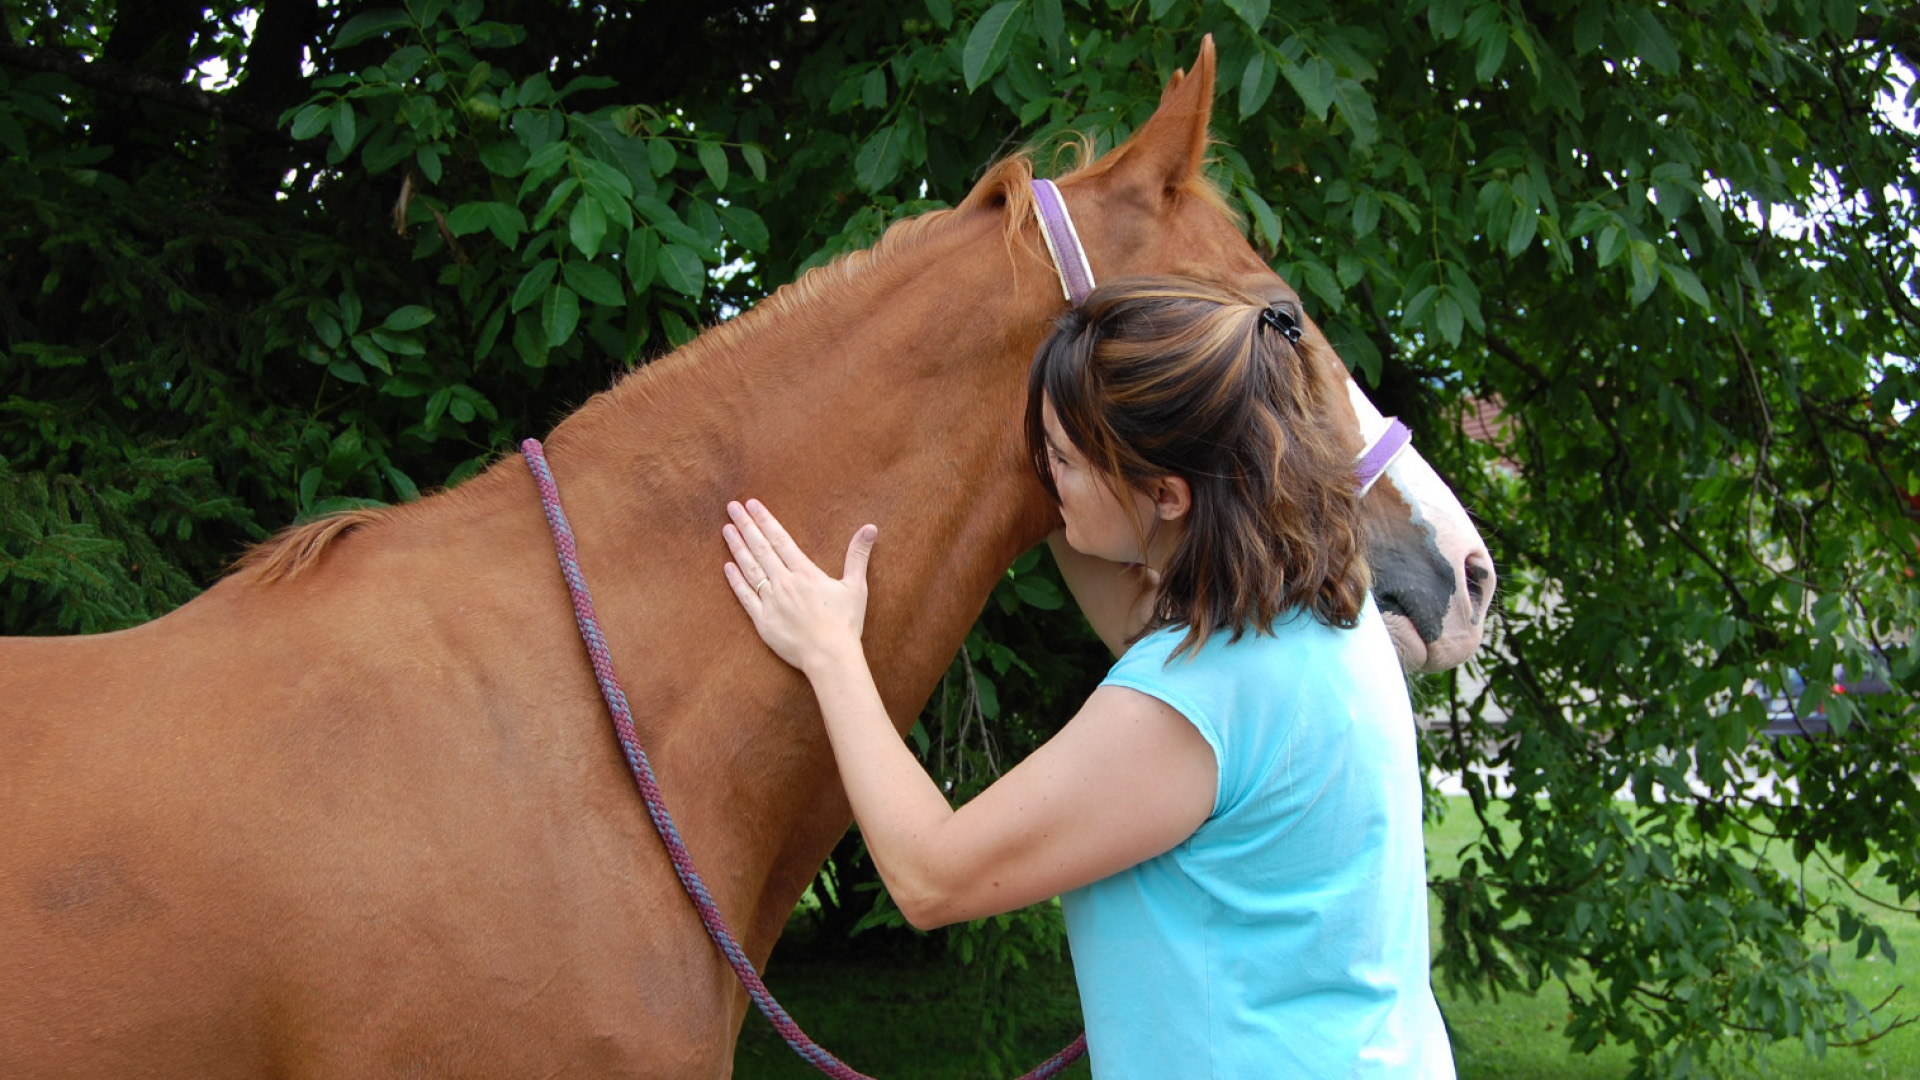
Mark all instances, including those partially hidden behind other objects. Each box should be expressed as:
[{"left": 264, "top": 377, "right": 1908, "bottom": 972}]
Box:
[
  {"left": 1, "top": 602, "right": 287, "bottom": 1076},
  {"left": 0, "top": 580, "right": 743, "bottom": 1079}
]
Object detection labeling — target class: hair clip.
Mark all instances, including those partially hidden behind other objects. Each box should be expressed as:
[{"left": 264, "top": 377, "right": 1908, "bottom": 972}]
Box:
[{"left": 1260, "top": 305, "right": 1303, "bottom": 346}]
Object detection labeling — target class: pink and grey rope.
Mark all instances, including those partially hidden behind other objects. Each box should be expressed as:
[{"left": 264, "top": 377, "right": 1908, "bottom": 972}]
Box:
[{"left": 521, "top": 438, "right": 1088, "bottom": 1080}]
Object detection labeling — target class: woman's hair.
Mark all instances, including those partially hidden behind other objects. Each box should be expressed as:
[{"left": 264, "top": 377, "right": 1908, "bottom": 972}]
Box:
[{"left": 1025, "top": 275, "right": 1368, "bottom": 656}]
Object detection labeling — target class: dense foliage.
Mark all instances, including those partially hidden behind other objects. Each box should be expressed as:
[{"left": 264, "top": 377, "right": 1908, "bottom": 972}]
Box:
[{"left": 3, "top": 1, "right": 1916, "bottom": 1074}]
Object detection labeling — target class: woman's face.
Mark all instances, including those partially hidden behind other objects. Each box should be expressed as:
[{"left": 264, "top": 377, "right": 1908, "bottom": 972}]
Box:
[{"left": 1040, "top": 396, "right": 1170, "bottom": 566}]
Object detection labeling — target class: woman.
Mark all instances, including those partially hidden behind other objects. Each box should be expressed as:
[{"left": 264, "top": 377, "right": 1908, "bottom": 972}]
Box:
[{"left": 720, "top": 276, "right": 1454, "bottom": 1077}]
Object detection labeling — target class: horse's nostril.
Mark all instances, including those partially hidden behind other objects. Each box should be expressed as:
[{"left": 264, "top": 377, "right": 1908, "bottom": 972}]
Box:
[{"left": 1463, "top": 555, "right": 1494, "bottom": 616}]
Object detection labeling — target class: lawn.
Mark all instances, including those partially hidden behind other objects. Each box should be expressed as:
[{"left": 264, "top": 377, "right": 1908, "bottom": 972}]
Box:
[{"left": 733, "top": 797, "right": 1919, "bottom": 1078}]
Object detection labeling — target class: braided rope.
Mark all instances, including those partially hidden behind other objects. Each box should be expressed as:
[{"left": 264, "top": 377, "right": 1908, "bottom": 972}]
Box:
[{"left": 521, "top": 439, "right": 1088, "bottom": 1080}]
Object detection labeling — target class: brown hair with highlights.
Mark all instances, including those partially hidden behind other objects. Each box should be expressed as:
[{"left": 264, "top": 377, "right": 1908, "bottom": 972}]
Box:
[{"left": 1025, "top": 275, "right": 1368, "bottom": 656}]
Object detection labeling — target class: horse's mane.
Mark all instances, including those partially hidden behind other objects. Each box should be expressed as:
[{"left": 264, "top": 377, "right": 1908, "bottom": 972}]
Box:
[
  {"left": 227, "top": 139, "right": 1233, "bottom": 586},
  {"left": 228, "top": 153, "right": 1046, "bottom": 586},
  {"left": 228, "top": 508, "right": 387, "bottom": 584}
]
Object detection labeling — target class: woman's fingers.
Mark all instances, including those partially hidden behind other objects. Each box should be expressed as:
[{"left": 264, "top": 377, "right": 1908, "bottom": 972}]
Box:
[
  {"left": 745, "top": 499, "right": 811, "bottom": 571},
  {"left": 722, "top": 561, "right": 765, "bottom": 614},
  {"left": 727, "top": 500, "right": 788, "bottom": 576},
  {"left": 721, "top": 520, "right": 766, "bottom": 587},
  {"left": 843, "top": 523, "right": 878, "bottom": 585}
]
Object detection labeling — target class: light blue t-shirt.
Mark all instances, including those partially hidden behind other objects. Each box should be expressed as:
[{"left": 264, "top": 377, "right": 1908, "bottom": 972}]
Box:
[{"left": 1061, "top": 599, "right": 1454, "bottom": 1079}]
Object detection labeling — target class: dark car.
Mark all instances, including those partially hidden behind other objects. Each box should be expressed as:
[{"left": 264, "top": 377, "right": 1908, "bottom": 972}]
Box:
[{"left": 1760, "top": 655, "right": 1893, "bottom": 737}]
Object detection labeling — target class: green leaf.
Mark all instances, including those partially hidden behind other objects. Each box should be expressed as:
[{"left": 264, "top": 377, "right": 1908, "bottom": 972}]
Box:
[
  {"left": 717, "top": 204, "right": 770, "bottom": 252},
  {"left": 446, "top": 202, "right": 493, "bottom": 237},
  {"left": 1475, "top": 21, "right": 1510, "bottom": 82},
  {"left": 1505, "top": 206, "right": 1538, "bottom": 256},
  {"left": 1032, "top": 0, "right": 1064, "bottom": 49},
  {"left": 533, "top": 177, "right": 579, "bottom": 230},
  {"left": 478, "top": 138, "right": 527, "bottom": 177},
  {"left": 1279, "top": 55, "right": 1336, "bottom": 123},
  {"left": 334, "top": 8, "right": 413, "bottom": 49},
  {"left": 541, "top": 284, "right": 580, "bottom": 346},
  {"left": 290, "top": 102, "right": 331, "bottom": 140},
  {"left": 349, "top": 334, "right": 392, "bottom": 374},
  {"left": 512, "top": 259, "right": 558, "bottom": 312},
  {"left": 1662, "top": 262, "right": 1711, "bottom": 311},
  {"left": 660, "top": 308, "right": 697, "bottom": 347},
  {"left": 415, "top": 145, "right": 443, "bottom": 184},
  {"left": 648, "top": 137, "right": 676, "bottom": 176},
  {"left": 569, "top": 195, "right": 608, "bottom": 258},
  {"left": 1628, "top": 239, "right": 1660, "bottom": 306},
  {"left": 474, "top": 304, "right": 507, "bottom": 359},
  {"left": 1435, "top": 294, "right": 1464, "bottom": 346},
  {"left": 311, "top": 310, "right": 343, "bottom": 350},
  {"left": 1621, "top": 8, "right": 1680, "bottom": 77},
  {"left": 1330, "top": 78, "right": 1378, "bottom": 149},
  {"left": 328, "top": 357, "right": 368, "bottom": 385},
  {"left": 1241, "top": 184, "right": 1281, "bottom": 249},
  {"left": 562, "top": 260, "right": 625, "bottom": 306},
  {"left": 626, "top": 229, "right": 660, "bottom": 292},
  {"left": 1239, "top": 50, "right": 1277, "bottom": 119},
  {"left": 696, "top": 141, "right": 728, "bottom": 191},
  {"left": 925, "top": 0, "right": 953, "bottom": 29},
  {"left": 512, "top": 311, "right": 549, "bottom": 367},
  {"left": 741, "top": 143, "right": 767, "bottom": 182},
  {"left": 387, "top": 466, "right": 420, "bottom": 502},
  {"left": 486, "top": 202, "right": 528, "bottom": 246},
  {"left": 1224, "top": 0, "right": 1269, "bottom": 32},
  {"left": 330, "top": 100, "right": 357, "bottom": 153},
  {"left": 862, "top": 67, "right": 887, "bottom": 110},
  {"left": 1596, "top": 225, "right": 1626, "bottom": 268},
  {"left": 658, "top": 244, "right": 706, "bottom": 299},
  {"left": 963, "top": 1, "right": 1024, "bottom": 93},
  {"left": 854, "top": 124, "right": 908, "bottom": 193},
  {"left": 1352, "top": 193, "right": 1381, "bottom": 238},
  {"left": 1012, "top": 576, "right": 1064, "bottom": 610},
  {"left": 383, "top": 305, "right": 435, "bottom": 332}
]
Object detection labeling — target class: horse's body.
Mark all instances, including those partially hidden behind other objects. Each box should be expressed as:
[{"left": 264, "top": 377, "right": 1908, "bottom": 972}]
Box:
[{"left": 1, "top": 42, "right": 1492, "bottom": 1078}]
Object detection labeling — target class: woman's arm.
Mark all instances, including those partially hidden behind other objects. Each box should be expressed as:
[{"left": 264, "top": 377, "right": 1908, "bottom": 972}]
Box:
[
  {"left": 722, "top": 501, "right": 1215, "bottom": 930},
  {"left": 1046, "top": 530, "right": 1159, "bottom": 658}
]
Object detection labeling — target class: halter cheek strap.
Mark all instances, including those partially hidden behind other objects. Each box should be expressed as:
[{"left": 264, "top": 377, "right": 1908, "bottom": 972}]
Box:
[
  {"left": 1353, "top": 419, "right": 1412, "bottom": 497},
  {"left": 1030, "top": 179, "right": 1095, "bottom": 306},
  {"left": 1027, "top": 178, "right": 1417, "bottom": 496}
]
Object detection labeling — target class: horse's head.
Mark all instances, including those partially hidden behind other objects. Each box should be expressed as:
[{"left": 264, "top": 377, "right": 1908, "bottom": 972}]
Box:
[{"left": 1002, "top": 36, "right": 1496, "bottom": 673}]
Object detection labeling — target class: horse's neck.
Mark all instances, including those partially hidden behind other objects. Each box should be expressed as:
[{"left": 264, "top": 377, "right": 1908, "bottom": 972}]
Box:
[{"left": 526, "top": 213, "right": 1060, "bottom": 954}]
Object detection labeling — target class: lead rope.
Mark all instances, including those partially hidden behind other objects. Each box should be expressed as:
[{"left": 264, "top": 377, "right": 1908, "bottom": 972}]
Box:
[{"left": 520, "top": 438, "right": 1089, "bottom": 1080}]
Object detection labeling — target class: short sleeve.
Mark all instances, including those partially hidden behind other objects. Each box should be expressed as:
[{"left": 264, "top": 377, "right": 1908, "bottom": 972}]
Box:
[{"left": 1100, "top": 627, "right": 1233, "bottom": 820}]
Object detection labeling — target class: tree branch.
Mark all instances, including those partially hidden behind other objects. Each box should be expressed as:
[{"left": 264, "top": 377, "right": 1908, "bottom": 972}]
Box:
[{"left": 0, "top": 42, "right": 282, "bottom": 135}]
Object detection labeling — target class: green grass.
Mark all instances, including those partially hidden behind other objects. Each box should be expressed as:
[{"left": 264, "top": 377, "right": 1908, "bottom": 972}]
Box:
[
  {"left": 733, "top": 798, "right": 1920, "bottom": 1078},
  {"left": 1423, "top": 797, "right": 1920, "bottom": 1080}
]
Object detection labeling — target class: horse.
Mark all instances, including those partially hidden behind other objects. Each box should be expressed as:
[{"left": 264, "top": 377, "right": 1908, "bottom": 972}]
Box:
[{"left": 0, "top": 38, "right": 1493, "bottom": 1078}]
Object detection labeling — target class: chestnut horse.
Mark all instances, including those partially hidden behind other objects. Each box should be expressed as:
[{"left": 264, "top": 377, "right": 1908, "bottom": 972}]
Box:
[{"left": 0, "top": 40, "right": 1492, "bottom": 1078}]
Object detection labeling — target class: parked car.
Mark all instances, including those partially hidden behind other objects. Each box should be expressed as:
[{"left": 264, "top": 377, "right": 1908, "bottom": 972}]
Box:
[{"left": 1759, "top": 654, "right": 1893, "bottom": 737}]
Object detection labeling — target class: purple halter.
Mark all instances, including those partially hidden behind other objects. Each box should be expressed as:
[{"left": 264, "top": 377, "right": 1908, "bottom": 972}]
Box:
[{"left": 1028, "top": 178, "right": 1414, "bottom": 496}]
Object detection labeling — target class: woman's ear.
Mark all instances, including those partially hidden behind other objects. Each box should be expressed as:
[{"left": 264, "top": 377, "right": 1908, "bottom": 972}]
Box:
[{"left": 1149, "top": 475, "right": 1192, "bottom": 522}]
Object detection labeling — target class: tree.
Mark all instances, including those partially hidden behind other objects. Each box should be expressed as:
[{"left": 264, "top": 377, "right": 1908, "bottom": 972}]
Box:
[{"left": 3, "top": 1, "right": 1915, "bottom": 1074}]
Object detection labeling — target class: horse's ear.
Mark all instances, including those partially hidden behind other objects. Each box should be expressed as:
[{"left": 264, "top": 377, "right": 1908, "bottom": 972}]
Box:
[{"left": 1103, "top": 35, "right": 1216, "bottom": 196}]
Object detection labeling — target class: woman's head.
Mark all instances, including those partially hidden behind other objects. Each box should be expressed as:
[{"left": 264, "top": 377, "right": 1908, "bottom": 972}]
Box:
[{"left": 1025, "top": 275, "right": 1368, "bottom": 653}]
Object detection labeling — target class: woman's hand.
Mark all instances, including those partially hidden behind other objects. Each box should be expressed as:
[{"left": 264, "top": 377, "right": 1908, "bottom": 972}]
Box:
[{"left": 722, "top": 499, "right": 878, "bottom": 676}]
